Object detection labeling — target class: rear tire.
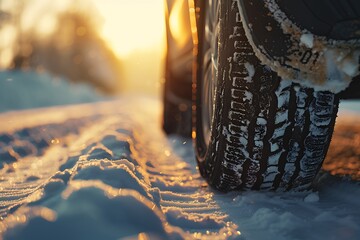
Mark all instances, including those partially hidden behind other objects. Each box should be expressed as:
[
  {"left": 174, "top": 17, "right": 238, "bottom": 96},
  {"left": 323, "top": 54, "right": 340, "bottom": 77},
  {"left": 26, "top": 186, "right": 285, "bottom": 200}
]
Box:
[
  {"left": 162, "top": 1, "right": 193, "bottom": 137},
  {"left": 194, "top": 0, "right": 339, "bottom": 191}
]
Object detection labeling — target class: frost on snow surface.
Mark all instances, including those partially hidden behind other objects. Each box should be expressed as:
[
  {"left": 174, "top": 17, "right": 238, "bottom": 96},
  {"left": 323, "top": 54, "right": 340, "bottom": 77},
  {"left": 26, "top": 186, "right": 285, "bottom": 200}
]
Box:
[
  {"left": 0, "top": 97, "right": 359, "bottom": 240},
  {"left": 0, "top": 71, "right": 359, "bottom": 239}
]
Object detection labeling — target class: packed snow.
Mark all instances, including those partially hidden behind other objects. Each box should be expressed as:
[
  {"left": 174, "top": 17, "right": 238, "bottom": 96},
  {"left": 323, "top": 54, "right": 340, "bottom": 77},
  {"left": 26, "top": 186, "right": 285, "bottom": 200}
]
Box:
[
  {"left": 0, "top": 71, "right": 359, "bottom": 239},
  {"left": 299, "top": 34, "right": 314, "bottom": 49}
]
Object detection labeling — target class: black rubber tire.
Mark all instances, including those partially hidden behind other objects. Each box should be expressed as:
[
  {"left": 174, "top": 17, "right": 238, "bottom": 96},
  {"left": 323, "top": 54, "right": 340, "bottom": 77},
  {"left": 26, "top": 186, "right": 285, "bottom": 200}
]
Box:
[
  {"left": 162, "top": 1, "right": 192, "bottom": 137},
  {"left": 194, "top": 0, "right": 339, "bottom": 191},
  {"left": 163, "top": 78, "right": 192, "bottom": 137}
]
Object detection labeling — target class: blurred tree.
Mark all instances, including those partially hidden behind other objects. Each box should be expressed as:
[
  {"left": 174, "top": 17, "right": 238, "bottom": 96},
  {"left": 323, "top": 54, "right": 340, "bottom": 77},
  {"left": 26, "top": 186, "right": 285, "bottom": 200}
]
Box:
[
  {"left": 1, "top": 0, "right": 123, "bottom": 94},
  {"left": 26, "top": 10, "right": 123, "bottom": 93}
]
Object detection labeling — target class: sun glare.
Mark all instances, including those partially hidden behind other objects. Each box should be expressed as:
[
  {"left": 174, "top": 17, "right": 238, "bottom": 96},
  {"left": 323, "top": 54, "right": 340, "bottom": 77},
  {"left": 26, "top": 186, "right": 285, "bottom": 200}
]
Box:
[
  {"left": 93, "top": 0, "right": 166, "bottom": 95},
  {"left": 93, "top": 0, "right": 165, "bottom": 57},
  {"left": 0, "top": 0, "right": 166, "bottom": 94}
]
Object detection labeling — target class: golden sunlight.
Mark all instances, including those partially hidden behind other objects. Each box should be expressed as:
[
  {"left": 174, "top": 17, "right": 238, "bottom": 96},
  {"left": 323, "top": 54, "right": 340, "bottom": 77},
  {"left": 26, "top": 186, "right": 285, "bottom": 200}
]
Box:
[
  {"left": 0, "top": 0, "right": 166, "bottom": 94},
  {"left": 93, "top": 0, "right": 165, "bottom": 57},
  {"left": 93, "top": 0, "right": 166, "bottom": 95}
]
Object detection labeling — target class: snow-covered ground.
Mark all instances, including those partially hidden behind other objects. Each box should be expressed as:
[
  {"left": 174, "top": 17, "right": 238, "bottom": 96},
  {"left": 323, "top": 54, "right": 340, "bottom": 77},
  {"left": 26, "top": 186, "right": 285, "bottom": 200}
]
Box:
[
  {"left": 0, "top": 71, "right": 359, "bottom": 239},
  {"left": 0, "top": 70, "right": 103, "bottom": 113}
]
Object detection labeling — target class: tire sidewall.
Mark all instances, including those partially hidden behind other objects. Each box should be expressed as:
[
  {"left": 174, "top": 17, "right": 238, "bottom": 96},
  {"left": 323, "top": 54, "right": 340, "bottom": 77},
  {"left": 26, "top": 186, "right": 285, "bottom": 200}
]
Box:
[{"left": 195, "top": 0, "right": 237, "bottom": 189}]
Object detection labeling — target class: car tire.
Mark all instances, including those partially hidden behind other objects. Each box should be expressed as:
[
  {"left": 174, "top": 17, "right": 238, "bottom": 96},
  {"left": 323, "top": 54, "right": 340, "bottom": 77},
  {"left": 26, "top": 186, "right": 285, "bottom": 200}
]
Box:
[
  {"left": 194, "top": 0, "right": 339, "bottom": 191},
  {"left": 162, "top": 1, "right": 193, "bottom": 137}
]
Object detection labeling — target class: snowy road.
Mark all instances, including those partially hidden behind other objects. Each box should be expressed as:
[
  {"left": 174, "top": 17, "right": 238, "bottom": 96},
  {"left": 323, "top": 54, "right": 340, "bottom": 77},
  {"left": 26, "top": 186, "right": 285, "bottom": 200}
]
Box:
[{"left": 0, "top": 97, "right": 359, "bottom": 240}]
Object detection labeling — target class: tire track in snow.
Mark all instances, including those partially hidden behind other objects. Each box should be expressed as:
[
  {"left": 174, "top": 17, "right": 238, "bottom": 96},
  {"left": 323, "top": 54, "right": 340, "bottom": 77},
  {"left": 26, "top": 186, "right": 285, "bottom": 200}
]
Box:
[
  {"left": 0, "top": 98, "right": 359, "bottom": 240},
  {"left": 0, "top": 99, "right": 239, "bottom": 239}
]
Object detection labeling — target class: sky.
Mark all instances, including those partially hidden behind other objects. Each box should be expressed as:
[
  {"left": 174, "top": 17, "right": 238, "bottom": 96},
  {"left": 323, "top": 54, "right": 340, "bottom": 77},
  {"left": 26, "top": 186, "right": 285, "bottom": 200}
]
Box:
[
  {"left": 0, "top": 0, "right": 167, "bottom": 95},
  {"left": 93, "top": 0, "right": 165, "bottom": 57},
  {"left": 93, "top": 0, "right": 166, "bottom": 95}
]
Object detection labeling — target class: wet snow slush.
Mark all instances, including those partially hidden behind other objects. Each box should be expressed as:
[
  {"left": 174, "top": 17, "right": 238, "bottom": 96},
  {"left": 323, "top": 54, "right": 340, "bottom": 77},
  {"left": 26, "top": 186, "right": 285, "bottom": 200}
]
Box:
[{"left": 0, "top": 97, "right": 359, "bottom": 240}]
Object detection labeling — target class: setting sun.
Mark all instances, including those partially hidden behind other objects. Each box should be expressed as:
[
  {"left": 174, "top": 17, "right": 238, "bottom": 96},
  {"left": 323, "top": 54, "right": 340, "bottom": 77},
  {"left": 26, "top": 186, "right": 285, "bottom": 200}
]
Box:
[
  {"left": 93, "top": 0, "right": 165, "bottom": 57},
  {"left": 0, "top": 0, "right": 167, "bottom": 94},
  {"left": 92, "top": 0, "right": 166, "bottom": 94}
]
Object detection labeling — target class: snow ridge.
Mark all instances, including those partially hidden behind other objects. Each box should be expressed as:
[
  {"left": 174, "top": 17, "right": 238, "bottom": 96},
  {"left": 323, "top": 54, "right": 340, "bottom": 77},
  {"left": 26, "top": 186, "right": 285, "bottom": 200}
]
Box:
[
  {"left": 0, "top": 100, "right": 239, "bottom": 239},
  {"left": 0, "top": 99, "right": 359, "bottom": 239}
]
